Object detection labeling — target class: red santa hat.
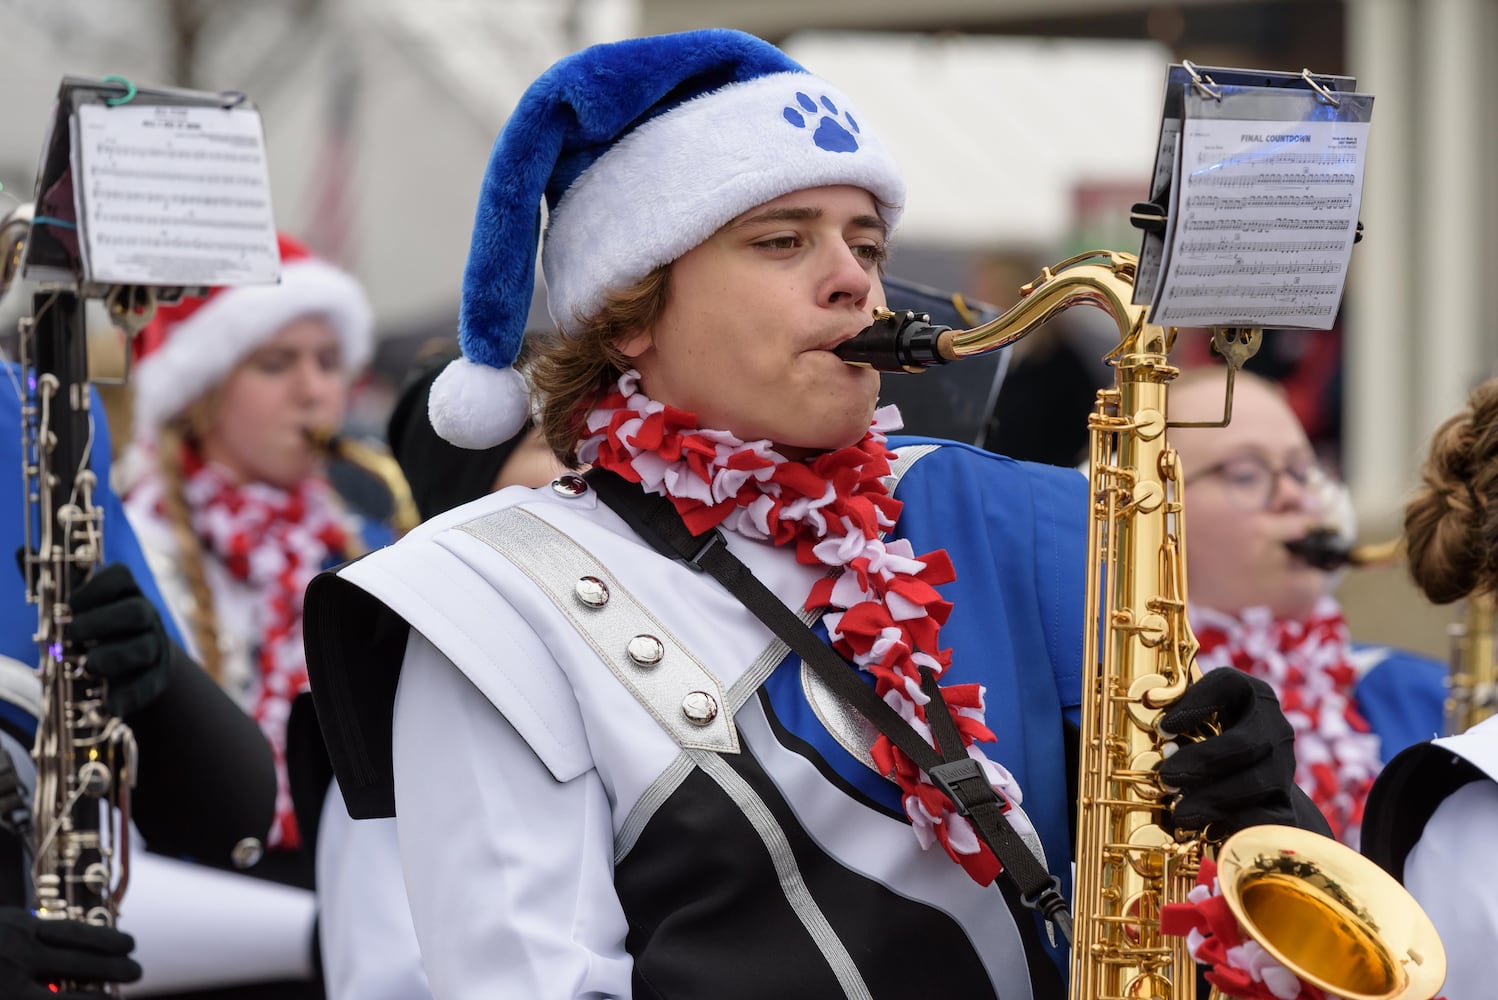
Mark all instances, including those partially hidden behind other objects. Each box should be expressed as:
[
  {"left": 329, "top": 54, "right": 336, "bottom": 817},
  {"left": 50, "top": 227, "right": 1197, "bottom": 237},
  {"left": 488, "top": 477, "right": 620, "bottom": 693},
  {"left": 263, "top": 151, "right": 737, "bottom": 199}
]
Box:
[{"left": 131, "top": 233, "right": 374, "bottom": 438}]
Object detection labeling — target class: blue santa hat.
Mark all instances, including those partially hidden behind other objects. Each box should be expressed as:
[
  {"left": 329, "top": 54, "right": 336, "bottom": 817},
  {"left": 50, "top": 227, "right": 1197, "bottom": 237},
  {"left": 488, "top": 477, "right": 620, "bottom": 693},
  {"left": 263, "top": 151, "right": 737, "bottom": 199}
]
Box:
[{"left": 429, "top": 28, "right": 906, "bottom": 449}]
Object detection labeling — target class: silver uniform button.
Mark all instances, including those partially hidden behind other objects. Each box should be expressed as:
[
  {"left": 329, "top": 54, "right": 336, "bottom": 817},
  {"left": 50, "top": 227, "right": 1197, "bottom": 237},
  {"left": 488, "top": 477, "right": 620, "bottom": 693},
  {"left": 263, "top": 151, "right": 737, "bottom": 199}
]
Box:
[
  {"left": 626, "top": 634, "right": 664, "bottom": 666},
  {"left": 552, "top": 474, "right": 589, "bottom": 497},
  {"left": 575, "top": 576, "right": 610, "bottom": 608},
  {"left": 682, "top": 691, "right": 719, "bottom": 725},
  {"left": 230, "top": 837, "right": 265, "bottom": 869}
]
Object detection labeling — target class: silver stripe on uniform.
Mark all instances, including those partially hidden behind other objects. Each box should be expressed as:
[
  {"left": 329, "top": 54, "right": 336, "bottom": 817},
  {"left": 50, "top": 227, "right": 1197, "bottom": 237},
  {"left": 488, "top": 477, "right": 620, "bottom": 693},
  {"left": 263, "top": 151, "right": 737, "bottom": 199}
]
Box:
[
  {"left": 615, "top": 751, "right": 695, "bottom": 865},
  {"left": 690, "top": 749, "right": 875, "bottom": 1000}
]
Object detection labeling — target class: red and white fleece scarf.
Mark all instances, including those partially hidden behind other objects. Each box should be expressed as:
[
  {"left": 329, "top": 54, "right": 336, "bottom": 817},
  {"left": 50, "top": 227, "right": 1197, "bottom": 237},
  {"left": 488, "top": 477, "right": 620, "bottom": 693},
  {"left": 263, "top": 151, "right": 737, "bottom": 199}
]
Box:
[
  {"left": 577, "top": 370, "right": 1029, "bottom": 886},
  {"left": 1191, "top": 597, "right": 1381, "bottom": 848},
  {"left": 164, "top": 447, "right": 351, "bottom": 849}
]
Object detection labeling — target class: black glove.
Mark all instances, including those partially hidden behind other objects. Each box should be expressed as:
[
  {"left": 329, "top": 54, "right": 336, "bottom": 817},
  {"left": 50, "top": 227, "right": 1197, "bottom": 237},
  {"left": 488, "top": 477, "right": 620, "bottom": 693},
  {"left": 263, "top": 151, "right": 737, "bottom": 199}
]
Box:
[
  {"left": 0, "top": 907, "right": 141, "bottom": 999},
  {"left": 1157, "top": 668, "right": 1298, "bottom": 836},
  {"left": 68, "top": 563, "right": 175, "bottom": 717}
]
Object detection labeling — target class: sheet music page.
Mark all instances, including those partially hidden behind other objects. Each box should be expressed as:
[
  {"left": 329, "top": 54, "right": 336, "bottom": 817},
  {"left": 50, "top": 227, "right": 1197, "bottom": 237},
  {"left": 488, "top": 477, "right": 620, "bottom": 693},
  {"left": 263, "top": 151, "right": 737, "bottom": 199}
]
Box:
[
  {"left": 1150, "top": 101, "right": 1370, "bottom": 330},
  {"left": 72, "top": 102, "right": 279, "bottom": 286}
]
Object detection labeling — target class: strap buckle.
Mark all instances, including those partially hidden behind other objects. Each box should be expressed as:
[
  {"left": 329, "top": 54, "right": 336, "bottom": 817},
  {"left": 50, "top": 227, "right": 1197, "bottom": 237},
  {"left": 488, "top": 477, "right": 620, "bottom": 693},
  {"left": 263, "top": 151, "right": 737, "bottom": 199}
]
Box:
[
  {"left": 927, "top": 757, "right": 991, "bottom": 817},
  {"left": 685, "top": 529, "right": 726, "bottom": 571}
]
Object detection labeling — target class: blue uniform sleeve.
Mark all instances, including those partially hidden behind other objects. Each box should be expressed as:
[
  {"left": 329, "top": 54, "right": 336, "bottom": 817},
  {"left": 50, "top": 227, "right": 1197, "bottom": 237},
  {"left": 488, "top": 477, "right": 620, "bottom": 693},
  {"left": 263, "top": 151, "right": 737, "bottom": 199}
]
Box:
[
  {"left": 887, "top": 438, "right": 1089, "bottom": 976},
  {"left": 1352, "top": 647, "right": 1447, "bottom": 762},
  {"left": 0, "top": 374, "right": 184, "bottom": 666},
  {"left": 1026, "top": 462, "right": 1089, "bottom": 723}
]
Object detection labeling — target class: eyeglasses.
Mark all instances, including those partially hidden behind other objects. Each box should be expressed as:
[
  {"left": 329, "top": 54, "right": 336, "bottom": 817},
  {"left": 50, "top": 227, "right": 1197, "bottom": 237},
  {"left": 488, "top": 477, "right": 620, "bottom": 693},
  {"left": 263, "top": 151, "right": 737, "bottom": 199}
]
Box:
[{"left": 1190, "top": 454, "right": 1328, "bottom": 513}]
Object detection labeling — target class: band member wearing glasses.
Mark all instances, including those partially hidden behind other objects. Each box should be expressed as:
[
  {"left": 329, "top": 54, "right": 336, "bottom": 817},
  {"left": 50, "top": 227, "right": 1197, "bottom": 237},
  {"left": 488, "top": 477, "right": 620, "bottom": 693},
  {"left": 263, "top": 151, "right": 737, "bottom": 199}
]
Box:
[
  {"left": 304, "top": 30, "right": 1322, "bottom": 999},
  {"left": 1170, "top": 368, "right": 1445, "bottom": 846},
  {"left": 1362, "top": 374, "right": 1498, "bottom": 1000}
]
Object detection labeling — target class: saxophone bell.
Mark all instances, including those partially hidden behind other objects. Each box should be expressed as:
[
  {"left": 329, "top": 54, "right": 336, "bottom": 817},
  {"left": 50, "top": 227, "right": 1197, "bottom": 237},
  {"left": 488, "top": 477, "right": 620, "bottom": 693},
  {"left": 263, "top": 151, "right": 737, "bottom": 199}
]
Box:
[{"left": 1216, "top": 825, "right": 1445, "bottom": 1000}]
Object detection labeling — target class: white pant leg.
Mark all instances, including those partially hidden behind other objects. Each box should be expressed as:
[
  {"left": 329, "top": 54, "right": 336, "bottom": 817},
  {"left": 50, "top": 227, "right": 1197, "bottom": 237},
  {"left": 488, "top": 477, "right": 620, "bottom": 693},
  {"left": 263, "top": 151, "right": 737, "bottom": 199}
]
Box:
[{"left": 118, "top": 849, "right": 316, "bottom": 996}]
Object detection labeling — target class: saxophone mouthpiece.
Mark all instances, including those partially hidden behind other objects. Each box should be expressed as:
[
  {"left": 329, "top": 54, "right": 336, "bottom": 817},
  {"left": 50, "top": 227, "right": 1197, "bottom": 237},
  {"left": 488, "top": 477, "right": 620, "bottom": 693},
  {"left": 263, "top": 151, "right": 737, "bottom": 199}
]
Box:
[
  {"left": 1284, "top": 529, "right": 1351, "bottom": 571},
  {"left": 1284, "top": 529, "right": 1401, "bottom": 571},
  {"left": 304, "top": 425, "right": 337, "bottom": 452},
  {"left": 833, "top": 308, "right": 952, "bottom": 373}
]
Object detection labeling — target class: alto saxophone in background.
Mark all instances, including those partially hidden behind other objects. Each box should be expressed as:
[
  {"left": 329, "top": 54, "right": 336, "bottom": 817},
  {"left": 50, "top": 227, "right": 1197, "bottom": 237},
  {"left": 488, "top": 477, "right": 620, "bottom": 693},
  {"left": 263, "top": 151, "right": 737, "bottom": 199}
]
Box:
[{"left": 1445, "top": 591, "right": 1496, "bottom": 736}]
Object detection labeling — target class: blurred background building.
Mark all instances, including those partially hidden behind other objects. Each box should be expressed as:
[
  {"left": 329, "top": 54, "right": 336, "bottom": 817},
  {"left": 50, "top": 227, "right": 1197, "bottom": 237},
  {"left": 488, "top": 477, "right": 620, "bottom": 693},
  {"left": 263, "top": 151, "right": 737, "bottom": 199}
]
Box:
[{"left": 0, "top": 0, "right": 1493, "bottom": 656}]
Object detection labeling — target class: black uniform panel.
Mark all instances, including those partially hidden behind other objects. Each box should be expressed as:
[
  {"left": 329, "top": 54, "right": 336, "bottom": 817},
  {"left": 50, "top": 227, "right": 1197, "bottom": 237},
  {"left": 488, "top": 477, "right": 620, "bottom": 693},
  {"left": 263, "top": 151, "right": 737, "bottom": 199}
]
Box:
[{"left": 615, "top": 753, "right": 1017, "bottom": 1000}]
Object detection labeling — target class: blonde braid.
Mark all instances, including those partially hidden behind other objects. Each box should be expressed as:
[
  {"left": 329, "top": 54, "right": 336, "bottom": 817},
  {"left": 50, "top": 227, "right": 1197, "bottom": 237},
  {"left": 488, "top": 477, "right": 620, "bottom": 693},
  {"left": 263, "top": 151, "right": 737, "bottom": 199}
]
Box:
[{"left": 155, "top": 421, "right": 225, "bottom": 683}]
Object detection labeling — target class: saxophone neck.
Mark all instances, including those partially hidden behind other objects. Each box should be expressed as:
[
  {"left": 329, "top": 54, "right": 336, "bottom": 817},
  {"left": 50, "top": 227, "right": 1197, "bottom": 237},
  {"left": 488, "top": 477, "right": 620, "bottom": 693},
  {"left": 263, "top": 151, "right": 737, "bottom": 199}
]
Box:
[
  {"left": 306, "top": 428, "right": 422, "bottom": 537},
  {"left": 834, "top": 251, "right": 1161, "bottom": 374}
]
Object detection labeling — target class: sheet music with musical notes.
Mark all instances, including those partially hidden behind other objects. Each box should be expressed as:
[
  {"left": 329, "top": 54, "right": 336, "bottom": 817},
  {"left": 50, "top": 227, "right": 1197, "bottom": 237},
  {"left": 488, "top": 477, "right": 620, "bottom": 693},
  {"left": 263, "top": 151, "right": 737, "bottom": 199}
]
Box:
[
  {"left": 70, "top": 102, "right": 279, "bottom": 286},
  {"left": 1148, "top": 87, "right": 1372, "bottom": 330}
]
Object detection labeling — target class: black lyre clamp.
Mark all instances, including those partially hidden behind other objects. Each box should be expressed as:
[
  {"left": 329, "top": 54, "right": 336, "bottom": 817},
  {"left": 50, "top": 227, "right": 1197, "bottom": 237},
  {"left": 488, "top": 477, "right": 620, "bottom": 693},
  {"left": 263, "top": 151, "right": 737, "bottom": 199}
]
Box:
[{"left": 1129, "top": 191, "right": 1170, "bottom": 237}]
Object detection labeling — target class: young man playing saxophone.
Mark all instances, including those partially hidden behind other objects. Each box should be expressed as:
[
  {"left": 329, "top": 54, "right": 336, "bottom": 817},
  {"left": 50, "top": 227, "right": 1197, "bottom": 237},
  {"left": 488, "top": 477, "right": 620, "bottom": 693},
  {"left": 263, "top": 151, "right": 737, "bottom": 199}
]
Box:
[{"left": 305, "top": 29, "right": 1323, "bottom": 998}]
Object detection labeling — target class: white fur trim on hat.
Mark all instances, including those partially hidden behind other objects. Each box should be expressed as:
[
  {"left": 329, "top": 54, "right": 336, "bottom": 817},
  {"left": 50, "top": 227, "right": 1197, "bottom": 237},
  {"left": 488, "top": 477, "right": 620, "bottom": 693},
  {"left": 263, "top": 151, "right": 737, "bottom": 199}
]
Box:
[
  {"left": 427, "top": 357, "right": 530, "bottom": 449},
  {"left": 541, "top": 72, "right": 905, "bottom": 333},
  {"left": 132, "top": 259, "right": 374, "bottom": 438}
]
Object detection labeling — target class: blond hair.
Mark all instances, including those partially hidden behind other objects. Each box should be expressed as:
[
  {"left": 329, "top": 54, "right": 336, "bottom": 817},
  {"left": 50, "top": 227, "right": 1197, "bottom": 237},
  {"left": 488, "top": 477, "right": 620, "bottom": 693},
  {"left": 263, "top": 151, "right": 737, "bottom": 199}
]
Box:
[{"left": 155, "top": 416, "right": 228, "bottom": 682}]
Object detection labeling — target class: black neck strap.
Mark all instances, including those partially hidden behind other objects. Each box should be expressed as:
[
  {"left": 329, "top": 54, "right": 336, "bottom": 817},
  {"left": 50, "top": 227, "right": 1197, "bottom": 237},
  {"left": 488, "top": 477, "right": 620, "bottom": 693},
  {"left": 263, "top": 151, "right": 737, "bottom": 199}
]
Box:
[{"left": 584, "top": 467, "right": 1071, "bottom": 944}]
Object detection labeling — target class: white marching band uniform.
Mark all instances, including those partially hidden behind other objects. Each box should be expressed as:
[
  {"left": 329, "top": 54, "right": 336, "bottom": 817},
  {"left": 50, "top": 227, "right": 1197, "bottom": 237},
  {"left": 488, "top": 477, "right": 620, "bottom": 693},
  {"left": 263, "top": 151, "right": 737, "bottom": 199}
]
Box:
[
  {"left": 1363, "top": 712, "right": 1498, "bottom": 1000},
  {"left": 312, "top": 441, "right": 1092, "bottom": 1000},
  {"left": 315, "top": 788, "right": 431, "bottom": 999}
]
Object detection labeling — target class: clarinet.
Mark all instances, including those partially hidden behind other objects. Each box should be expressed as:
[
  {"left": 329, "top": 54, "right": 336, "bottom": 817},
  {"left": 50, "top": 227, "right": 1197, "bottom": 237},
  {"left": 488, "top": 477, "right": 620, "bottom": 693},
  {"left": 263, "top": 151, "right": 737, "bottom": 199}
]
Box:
[{"left": 19, "top": 284, "right": 137, "bottom": 993}]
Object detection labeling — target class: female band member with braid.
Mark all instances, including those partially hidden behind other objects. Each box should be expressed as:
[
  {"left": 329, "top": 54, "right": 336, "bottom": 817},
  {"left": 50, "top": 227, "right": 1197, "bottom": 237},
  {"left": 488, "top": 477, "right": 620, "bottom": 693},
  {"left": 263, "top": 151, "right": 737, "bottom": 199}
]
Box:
[
  {"left": 1363, "top": 374, "right": 1498, "bottom": 1000},
  {"left": 117, "top": 233, "right": 383, "bottom": 996}
]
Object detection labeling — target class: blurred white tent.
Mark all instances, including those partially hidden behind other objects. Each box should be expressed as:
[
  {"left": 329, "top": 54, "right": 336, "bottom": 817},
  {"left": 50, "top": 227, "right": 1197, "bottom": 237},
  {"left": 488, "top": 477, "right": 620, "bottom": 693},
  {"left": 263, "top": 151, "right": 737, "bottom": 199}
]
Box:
[
  {"left": 1, "top": 7, "right": 1165, "bottom": 328},
  {"left": 781, "top": 32, "right": 1169, "bottom": 252},
  {"left": 0, "top": 0, "right": 637, "bottom": 334}
]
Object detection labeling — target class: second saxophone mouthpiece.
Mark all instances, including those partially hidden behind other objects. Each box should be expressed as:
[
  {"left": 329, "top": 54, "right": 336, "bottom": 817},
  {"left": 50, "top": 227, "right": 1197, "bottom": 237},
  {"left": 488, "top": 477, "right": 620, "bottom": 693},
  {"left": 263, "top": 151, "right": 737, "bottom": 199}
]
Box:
[{"left": 1284, "top": 529, "right": 1401, "bottom": 571}]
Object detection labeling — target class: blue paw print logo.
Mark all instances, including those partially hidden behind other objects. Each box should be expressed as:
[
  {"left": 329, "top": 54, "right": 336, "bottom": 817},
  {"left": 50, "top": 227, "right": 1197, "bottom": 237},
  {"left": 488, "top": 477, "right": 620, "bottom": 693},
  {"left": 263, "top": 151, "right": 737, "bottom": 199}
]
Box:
[{"left": 782, "top": 92, "right": 861, "bottom": 153}]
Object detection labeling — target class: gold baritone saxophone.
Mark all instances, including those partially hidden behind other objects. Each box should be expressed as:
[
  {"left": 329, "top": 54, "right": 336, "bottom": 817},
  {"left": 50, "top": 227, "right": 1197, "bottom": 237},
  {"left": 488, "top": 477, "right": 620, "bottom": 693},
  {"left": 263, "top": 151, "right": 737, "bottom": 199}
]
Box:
[{"left": 836, "top": 250, "right": 1445, "bottom": 1000}]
